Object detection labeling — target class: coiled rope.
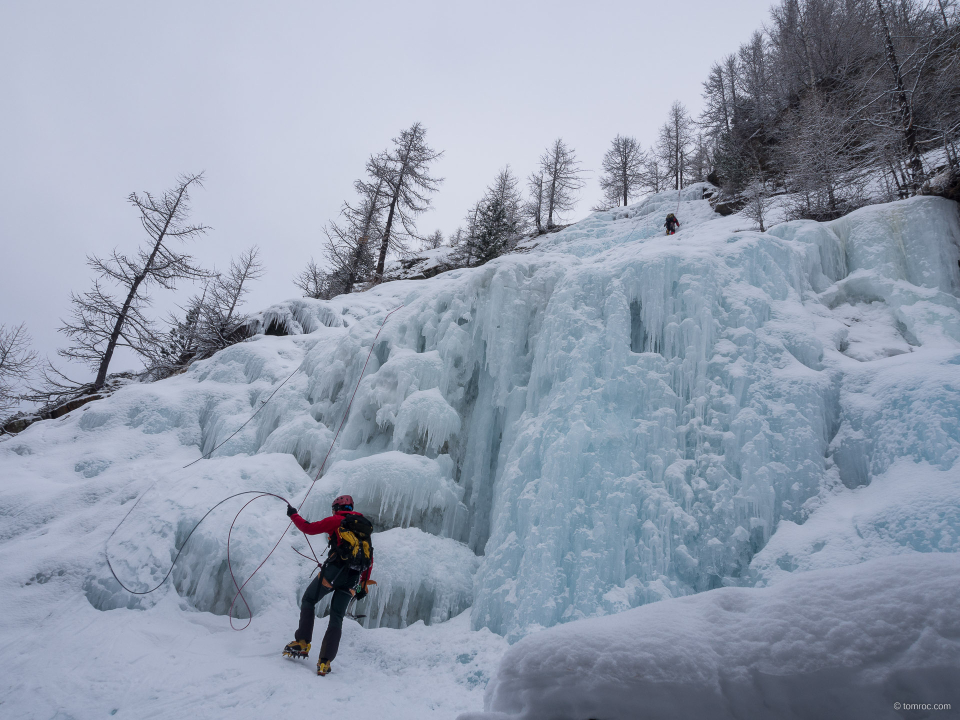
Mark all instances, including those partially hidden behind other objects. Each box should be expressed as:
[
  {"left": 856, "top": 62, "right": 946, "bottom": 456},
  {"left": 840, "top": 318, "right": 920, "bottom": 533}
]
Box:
[{"left": 105, "top": 304, "right": 403, "bottom": 630}]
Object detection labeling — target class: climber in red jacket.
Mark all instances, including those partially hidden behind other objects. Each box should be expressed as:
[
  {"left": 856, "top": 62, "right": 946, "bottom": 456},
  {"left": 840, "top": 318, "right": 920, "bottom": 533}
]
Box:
[{"left": 281, "top": 494, "right": 374, "bottom": 676}]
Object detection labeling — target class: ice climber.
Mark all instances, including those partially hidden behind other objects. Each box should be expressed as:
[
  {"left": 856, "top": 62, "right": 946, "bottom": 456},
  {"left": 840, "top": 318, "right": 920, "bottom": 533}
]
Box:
[
  {"left": 282, "top": 494, "right": 374, "bottom": 676},
  {"left": 664, "top": 213, "right": 680, "bottom": 235}
]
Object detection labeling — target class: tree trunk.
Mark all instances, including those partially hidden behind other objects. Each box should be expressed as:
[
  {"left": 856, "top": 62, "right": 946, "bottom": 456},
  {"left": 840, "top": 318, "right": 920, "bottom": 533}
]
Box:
[
  {"left": 546, "top": 155, "right": 559, "bottom": 227},
  {"left": 376, "top": 193, "right": 399, "bottom": 282},
  {"left": 92, "top": 186, "right": 186, "bottom": 390},
  {"left": 936, "top": 0, "right": 949, "bottom": 29},
  {"left": 876, "top": 0, "right": 924, "bottom": 192}
]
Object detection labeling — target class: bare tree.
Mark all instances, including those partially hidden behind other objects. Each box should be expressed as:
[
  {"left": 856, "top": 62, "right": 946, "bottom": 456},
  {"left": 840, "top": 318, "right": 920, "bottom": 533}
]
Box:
[
  {"left": 599, "top": 135, "right": 646, "bottom": 207},
  {"left": 422, "top": 230, "right": 445, "bottom": 250},
  {"left": 294, "top": 259, "right": 332, "bottom": 299},
  {"left": 57, "top": 173, "right": 208, "bottom": 392},
  {"left": 689, "top": 0, "right": 958, "bottom": 203},
  {"left": 700, "top": 59, "right": 735, "bottom": 143},
  {"left": 539, "top": 139, "right": 586, "bottom": 228},
  {"left": 657, "top": 102, "right": 696, "bottom": 190},
  {"left": 342, "top": 174, "right": 389, "bottom": 248},
  {"left": 686, "top": 132, "right": 712, "bottom": 184},
  {"left": 148, "top": 247, "right": 264, "bottom": 377},
  {"left": 0, "top": 323, "right": 38, "bottom": 416},
  {"left": 641, "top": 150, "right": 668, "bottom": 194},
  {"left": 872, "top": 0, "right": 925, "bottom": 190},
  {"left": 860, "top": 0, "right": 960, "bottom": 192},
  {"left": 742, "top": 174, "right": 772, "bottom": 232},
  {"left": 524, "top": 171, "right": 546, "bottom": 234},
  {"left": 323, "top": 230, "right": 375, "bottom": 297},
  {"left": 448, "top": 227, "right": 466, "bottom": 248},
  {"left": 367, "top": 123, "right": 444, "bottom": 281},
  {"left": 320, "top": 171, "right": 387, "bottom": 296},
  {"left": 202, "top": 246, "right": 265, "bottom": 350},
  {"left": 783, "top": 92, "right": 868, "bottom": 219}
]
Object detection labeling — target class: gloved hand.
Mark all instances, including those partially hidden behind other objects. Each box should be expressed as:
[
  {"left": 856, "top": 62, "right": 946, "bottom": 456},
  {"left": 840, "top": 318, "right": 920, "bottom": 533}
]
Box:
[
  {"left": 286, "top": 504, "right": 298, "bottom": 518},
  {"left": 354, "top": 584, "right": 368, "bottom": 601}
]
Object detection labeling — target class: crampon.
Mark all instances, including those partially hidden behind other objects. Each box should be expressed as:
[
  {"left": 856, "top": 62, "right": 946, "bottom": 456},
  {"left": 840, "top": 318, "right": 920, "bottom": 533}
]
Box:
[{"left": 282, "top": 640, "right": 310, "bottom": 659}]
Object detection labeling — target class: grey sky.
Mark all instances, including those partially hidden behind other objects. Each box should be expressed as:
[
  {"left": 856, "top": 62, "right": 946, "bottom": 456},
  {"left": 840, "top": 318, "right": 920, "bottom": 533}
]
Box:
[{"left": 1, "top": 0, "right": 773, "bottom": 380}]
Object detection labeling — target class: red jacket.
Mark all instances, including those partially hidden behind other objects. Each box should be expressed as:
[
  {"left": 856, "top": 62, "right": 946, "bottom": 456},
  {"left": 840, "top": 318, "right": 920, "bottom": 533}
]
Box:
[{"left": 291, "top": 509, "right": 373, "bottom": 583}]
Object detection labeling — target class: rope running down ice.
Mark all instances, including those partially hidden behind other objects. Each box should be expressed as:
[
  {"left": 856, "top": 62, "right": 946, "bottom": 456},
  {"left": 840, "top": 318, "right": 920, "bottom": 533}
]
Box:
[{"left": 104, "top": 304, "right": 403, "bottom": 630}]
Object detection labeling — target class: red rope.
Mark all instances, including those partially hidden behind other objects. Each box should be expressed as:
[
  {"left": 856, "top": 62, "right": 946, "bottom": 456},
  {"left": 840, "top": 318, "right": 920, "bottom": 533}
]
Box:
[{"left": 224, "top": 304, "right": 403, "bottom": 628}]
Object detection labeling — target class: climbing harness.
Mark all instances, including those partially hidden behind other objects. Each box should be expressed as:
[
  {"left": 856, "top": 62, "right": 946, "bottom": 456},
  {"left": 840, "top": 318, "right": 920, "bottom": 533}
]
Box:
[{"left": 104, "top": 304, "right": 404, "bottom": 630}]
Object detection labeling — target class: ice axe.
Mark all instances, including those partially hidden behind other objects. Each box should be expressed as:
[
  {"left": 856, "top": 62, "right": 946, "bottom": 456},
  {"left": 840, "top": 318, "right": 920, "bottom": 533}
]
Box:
[{"left": 346, "top": 580, "right": 376, "bottom": 623}]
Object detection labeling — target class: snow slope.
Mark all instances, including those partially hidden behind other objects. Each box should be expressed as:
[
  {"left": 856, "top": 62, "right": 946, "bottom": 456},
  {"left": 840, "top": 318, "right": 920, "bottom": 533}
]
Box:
[{"left": 2, "top": 186, "right": 959, "bottom": 717}]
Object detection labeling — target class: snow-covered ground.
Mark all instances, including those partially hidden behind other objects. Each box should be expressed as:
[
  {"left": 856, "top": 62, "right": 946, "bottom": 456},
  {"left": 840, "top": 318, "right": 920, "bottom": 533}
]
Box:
[{"left": 2, "top": 186, "right": 959, "bottom": 718}]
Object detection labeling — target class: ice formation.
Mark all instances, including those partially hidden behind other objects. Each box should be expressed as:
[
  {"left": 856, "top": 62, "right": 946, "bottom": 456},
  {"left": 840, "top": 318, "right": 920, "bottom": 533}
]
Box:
[{"left": 2, "top": 187, "right": 959, "bottom": 710}]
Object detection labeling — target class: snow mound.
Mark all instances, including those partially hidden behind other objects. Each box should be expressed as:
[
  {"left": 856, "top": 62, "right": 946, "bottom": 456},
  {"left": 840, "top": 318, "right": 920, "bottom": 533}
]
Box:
[{"left": 460, "top": 553, "right": 960, "bottom": 720}]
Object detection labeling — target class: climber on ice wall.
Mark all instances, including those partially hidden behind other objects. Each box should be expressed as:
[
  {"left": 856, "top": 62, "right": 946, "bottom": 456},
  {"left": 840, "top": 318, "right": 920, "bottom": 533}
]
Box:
[
  {"left": 282, "top": 494, "right": 374, "bottom": 676},
  {"left": 664, "top": 213, "right": 680, "bottom": 235}
]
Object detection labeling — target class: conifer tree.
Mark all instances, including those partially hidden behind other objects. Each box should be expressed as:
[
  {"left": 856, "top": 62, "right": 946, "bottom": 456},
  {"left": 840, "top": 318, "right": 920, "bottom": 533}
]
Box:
[
  {"left": 458, "top": 167, "right": 526, "bottom": 266},
  {"left": 367, "top": 123, "right": 444, "bottom": 281},
  {"left": 57, "top": 173, "right": 208, "bottom": 393}
]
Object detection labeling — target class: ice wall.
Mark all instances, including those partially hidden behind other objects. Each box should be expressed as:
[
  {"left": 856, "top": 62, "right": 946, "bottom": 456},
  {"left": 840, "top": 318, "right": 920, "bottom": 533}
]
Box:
[
  {"left": 6, "top": 188, "right": 957, "bottom": 640},
  {"left": 266, "top": 190, "right": 958, "bottom": 639}
]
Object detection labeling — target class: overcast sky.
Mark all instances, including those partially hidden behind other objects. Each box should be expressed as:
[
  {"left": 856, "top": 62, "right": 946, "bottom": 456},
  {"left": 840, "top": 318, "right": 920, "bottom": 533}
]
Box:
[{"left": 1, "top": 0, "right": 774, "bottom": 381}]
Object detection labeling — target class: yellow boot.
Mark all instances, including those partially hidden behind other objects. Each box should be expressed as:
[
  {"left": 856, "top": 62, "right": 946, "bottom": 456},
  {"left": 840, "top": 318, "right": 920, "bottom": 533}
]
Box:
[
  {"left": 282, "top": 639, "right": 311, "bottom": 659},
  {"left": 317, "top": 659, "right": 332, "bottom": 676}
]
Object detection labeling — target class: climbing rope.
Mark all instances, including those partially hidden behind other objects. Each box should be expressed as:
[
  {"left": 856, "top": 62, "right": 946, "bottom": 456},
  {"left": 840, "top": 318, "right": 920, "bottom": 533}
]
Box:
[{"left": 104, "top": 304, "right": 404, "bottom": 630}]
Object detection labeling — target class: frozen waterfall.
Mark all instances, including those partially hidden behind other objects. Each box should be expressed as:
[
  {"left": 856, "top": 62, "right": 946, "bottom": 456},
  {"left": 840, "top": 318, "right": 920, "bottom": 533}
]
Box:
[{"left": 4, "top": 186, "right": 959, "bottom": 643}]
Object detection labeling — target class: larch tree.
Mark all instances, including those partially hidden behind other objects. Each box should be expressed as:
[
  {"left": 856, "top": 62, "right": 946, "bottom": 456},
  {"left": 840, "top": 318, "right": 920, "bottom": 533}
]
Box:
[
  {"left": 0, "top": 323, "right": 38, "bottom": 417},
  {"left": 322, "top": 172, "right": 387, "bottom": 294},
  {"left": 367, "top": 123, "right": 444, "bottom": 282},
  {"left": 149, "top": 246, "right": 265, "bottom": 377},
  {"left": 642, "top": 151, "right": 668, "bottom": 194},
  {"left": 58, "top": 173, "right": 209, "bottom": 393},
  {"left": 524, "top": 171, "right": 546, "bottom": 234},
  {"left": 701, "top": 60, "right": 733, "bottom": 142},
  {"left": 686, "top": 132, "right": 712, "bottom": 184},
  {"left": 293, "top": 259, "right": 332, "bottom": 300},
  {"left": 599, "top": 135, "right": 646, "bottom": 207},
  {"left": 657, "top": 102, "right": 695, "bottom": 190},
  {"left": 200, "top": 246, "right": 265, "bottom": 352},
  {"left": 422, "top": 230, "right": 445, "bottom": 250},
  {"left": 539, "top": 139, "right": 586, "bottom": 228}
]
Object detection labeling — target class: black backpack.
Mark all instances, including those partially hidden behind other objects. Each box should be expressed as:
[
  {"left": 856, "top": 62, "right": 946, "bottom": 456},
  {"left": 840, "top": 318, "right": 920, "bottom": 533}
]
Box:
[{"left": 329, "top": 513, "right": 374, "bottom": 571}]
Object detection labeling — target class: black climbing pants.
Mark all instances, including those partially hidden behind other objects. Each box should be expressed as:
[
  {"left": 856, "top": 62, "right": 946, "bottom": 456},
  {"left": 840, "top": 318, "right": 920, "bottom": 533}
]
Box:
[{"left": 295, "top": 562, "right": 360, "bottom": 661}]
